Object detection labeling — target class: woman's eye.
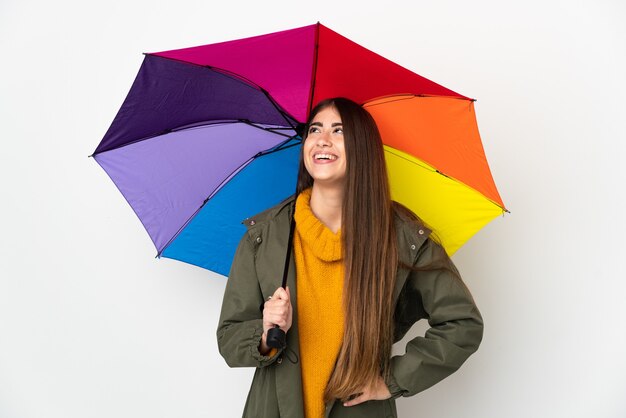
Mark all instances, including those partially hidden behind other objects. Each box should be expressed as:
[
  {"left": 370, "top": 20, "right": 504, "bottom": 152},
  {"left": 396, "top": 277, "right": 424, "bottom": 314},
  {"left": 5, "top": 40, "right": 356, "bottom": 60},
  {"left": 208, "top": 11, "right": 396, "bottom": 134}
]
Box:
[
  {"left": 334, "top": 128, "right": 343, "bottom": 134},
  {"left": 308, "top": 127, "right": 319, "bottom": 133}
]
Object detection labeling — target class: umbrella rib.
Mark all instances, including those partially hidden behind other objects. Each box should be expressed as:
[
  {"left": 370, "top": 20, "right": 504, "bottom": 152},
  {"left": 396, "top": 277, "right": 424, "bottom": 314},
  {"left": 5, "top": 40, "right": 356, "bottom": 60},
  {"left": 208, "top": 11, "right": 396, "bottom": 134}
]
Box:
[
  {"left": 238, "top": 119, "right": 295, "bottom": 138},
  {"left": 91, "top": 120, "right": 293, "bottom": 157},
  {"left": 91, "top": 120, "right": 239, "bottom": 156},
  {"left": 145, "top": 54, "right": 283, "bottom": 107},
  {"left": 306, "top": 22, "right": 321, "bottom": 117},
  {"left": 156, "top": 155, "right": 256, "bottom": 259},
  {"left": 384, "top": 147, "right": 441, "bottom": 173},
  {"left": 384, "top": 147, "right": 508, "bottom": 212},
  {"left": 202, "top": 137, "right": 299, "bottom": 204},
  {"left": 186, "top": 59, "right": 300, "bottom": 127},
  {"left": 258, "top": 87, "right": 301, "bottom": 131},
  {"left": 362, "top": 94, "right": 476, "bottom": 109},
  {"left": 156, "top": 136, "right": 302, "bottom": 258},
  {"left": 93, "top": 55, "right": 301, "bottom": 158},
  {"left": 172, "top": 119, "right": 241, "bottom": 131},
  {"left": 256, "top": 140, "right": 301, "bottom": 157}
]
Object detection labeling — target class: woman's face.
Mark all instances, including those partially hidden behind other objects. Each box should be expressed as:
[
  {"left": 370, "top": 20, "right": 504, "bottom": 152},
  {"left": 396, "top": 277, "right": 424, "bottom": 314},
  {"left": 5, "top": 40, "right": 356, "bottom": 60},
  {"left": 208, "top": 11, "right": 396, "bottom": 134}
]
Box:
[{"left": 303, "top": 106, "right": 347, "bottom": 187}]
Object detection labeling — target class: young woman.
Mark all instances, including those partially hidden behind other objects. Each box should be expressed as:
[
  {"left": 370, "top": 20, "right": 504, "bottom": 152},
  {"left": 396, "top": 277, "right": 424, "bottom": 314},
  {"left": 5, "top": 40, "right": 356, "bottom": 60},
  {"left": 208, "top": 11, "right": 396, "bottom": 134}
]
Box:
[{"left": 217, "top": 98, "right": 484, "bottom": 418}]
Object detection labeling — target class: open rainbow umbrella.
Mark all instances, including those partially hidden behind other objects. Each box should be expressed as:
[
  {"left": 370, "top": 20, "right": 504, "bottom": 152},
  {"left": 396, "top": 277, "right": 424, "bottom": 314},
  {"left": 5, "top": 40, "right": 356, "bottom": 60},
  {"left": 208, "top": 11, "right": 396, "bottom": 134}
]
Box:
[{"left": 92, "top": 23, "right": 506, "bottom": 276}]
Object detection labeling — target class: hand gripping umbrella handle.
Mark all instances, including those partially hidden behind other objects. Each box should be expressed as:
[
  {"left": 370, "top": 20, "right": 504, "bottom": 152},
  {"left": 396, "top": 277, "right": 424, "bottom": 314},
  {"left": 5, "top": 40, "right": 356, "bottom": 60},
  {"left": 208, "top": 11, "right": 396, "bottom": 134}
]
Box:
[{"left": 266, "top": 215, "right": 296, "bottom": 350}]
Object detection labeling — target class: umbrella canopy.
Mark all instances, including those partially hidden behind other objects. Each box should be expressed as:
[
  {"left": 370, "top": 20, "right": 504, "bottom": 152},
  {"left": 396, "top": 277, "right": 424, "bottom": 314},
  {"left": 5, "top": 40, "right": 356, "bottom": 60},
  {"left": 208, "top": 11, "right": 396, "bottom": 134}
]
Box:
[{"left": 92, "top": 22, "right": 506, "bottom": 276}]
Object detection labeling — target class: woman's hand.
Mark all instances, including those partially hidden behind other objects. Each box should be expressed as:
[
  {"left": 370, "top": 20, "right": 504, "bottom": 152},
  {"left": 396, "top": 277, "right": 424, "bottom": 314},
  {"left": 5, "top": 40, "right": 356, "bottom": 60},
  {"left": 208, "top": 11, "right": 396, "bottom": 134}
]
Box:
[
  {"left": 259, "top": 286, "right": 292, "bottom": 355},
  {"left": 342, "top": 376, "right": 392, "bottom": 407}
]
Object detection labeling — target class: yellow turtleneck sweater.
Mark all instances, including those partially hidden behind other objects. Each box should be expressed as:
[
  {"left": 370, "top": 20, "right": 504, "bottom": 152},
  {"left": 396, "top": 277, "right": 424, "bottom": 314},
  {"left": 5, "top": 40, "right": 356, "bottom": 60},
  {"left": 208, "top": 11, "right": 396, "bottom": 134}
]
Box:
[{"left": 294, "top": 188, "right": 345, "bottom": 418}]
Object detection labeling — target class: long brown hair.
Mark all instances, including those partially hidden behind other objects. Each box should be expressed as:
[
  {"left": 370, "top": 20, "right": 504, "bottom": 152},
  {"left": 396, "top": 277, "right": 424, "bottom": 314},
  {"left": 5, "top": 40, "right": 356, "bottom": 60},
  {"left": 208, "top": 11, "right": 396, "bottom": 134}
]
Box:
[{"left": 297, "top": 97, "right": 398, "bottom": 402}]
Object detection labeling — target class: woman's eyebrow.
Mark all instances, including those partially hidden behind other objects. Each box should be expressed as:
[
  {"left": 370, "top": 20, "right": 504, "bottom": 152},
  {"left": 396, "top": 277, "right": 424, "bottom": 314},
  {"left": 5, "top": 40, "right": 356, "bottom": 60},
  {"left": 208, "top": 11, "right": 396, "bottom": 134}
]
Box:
[{"left": 309, "top": 122, "right": 343, "bottom": 127}]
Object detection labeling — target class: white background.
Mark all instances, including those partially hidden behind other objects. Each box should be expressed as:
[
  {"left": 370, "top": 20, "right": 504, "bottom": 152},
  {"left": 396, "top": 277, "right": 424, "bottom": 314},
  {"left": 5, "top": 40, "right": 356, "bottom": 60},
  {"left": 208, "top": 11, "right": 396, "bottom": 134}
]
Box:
[{"left": 1, "top": 0, "right": 625, "bottom": 417}]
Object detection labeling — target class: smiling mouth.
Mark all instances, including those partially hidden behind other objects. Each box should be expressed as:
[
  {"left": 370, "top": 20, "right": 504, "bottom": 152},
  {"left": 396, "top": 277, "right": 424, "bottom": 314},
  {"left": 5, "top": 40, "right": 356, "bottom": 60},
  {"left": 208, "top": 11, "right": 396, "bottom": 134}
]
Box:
[{"left": 314, "top": 153, "right": 338, "bottom": 161}]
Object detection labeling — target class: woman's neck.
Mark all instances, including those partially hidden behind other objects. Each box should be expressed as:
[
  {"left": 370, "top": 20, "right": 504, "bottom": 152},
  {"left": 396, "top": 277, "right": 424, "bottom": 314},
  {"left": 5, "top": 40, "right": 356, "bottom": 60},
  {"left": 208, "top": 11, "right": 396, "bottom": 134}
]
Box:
[{"left": 309, "top": 183, "right": 343, "bottom": 234}]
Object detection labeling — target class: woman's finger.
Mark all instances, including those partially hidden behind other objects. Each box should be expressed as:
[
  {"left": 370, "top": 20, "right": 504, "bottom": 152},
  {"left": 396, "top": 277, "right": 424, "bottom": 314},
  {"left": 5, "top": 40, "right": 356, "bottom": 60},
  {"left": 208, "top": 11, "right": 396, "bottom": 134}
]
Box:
[
  {"left": 265, "top": 302, "right": 288, "bottom": 315},
  {"left": 263, "top": 287, "right": 293, "bottom": 333},
  {"left": 269, "top": 299, "right": 288, "bottom": 308},
  {"left": 265, "top": 311, "right": 287, "bottom": 326},
  {"left": 273, "top": 286, "right": 289, "bottom": 302},
  {"left": 342, "top": 378, "right": 391, "bottom": 406},
  {"left": 343, "top": 391, "right": 367, "bottom": 407}
]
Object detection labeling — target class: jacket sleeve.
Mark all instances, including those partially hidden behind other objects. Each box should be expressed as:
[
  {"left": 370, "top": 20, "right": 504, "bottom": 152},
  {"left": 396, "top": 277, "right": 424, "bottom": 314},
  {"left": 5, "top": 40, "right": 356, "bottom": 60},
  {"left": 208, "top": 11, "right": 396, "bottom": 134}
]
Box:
[
  {"left": 385, "top": 238, "right": 484, "bottom": 398},
  {"left": 216, "top": 232, "right": 282, "bottom": 368}
]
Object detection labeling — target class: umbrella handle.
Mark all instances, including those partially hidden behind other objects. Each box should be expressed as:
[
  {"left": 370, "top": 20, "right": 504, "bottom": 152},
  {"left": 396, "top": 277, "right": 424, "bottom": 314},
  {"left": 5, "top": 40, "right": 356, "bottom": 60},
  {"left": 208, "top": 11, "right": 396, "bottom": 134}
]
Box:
[
  {"left": 265, "top": 213, "right": 295, "bottom": 350},
  {"left": 266, "top": 325, "right": 287, "bottom": 349},
  {"left": 265, "top": 198, "right": 297, "bottom": 351}
]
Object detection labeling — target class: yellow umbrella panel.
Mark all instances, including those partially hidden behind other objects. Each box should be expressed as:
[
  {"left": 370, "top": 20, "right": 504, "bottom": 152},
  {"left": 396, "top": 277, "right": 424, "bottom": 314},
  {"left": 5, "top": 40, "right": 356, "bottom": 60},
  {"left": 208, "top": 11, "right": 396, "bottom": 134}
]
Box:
[{"left": 385, "top": 146, "right": 504, "bottom": 255}]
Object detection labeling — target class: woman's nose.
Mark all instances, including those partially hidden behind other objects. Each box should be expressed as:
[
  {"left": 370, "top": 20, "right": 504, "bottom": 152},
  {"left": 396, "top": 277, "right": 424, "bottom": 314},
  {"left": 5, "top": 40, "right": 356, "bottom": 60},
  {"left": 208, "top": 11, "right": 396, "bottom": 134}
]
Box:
[{"left": 316, "top": 132, "right": 331, "bottom": 147}]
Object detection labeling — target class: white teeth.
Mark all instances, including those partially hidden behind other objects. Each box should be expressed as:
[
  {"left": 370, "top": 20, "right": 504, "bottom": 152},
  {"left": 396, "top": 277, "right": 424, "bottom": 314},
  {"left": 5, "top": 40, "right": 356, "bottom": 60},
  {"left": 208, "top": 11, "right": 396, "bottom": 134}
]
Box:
[{"left": 314, "top": 153, "right": 337, "bottom": 160}]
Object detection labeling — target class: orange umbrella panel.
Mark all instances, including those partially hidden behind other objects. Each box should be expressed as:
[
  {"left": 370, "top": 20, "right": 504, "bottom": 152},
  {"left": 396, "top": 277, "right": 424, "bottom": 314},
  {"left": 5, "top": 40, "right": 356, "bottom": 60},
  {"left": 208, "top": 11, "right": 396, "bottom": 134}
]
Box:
[{"left": 366, "top": 95, "right": 505, "bottom": 210}]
